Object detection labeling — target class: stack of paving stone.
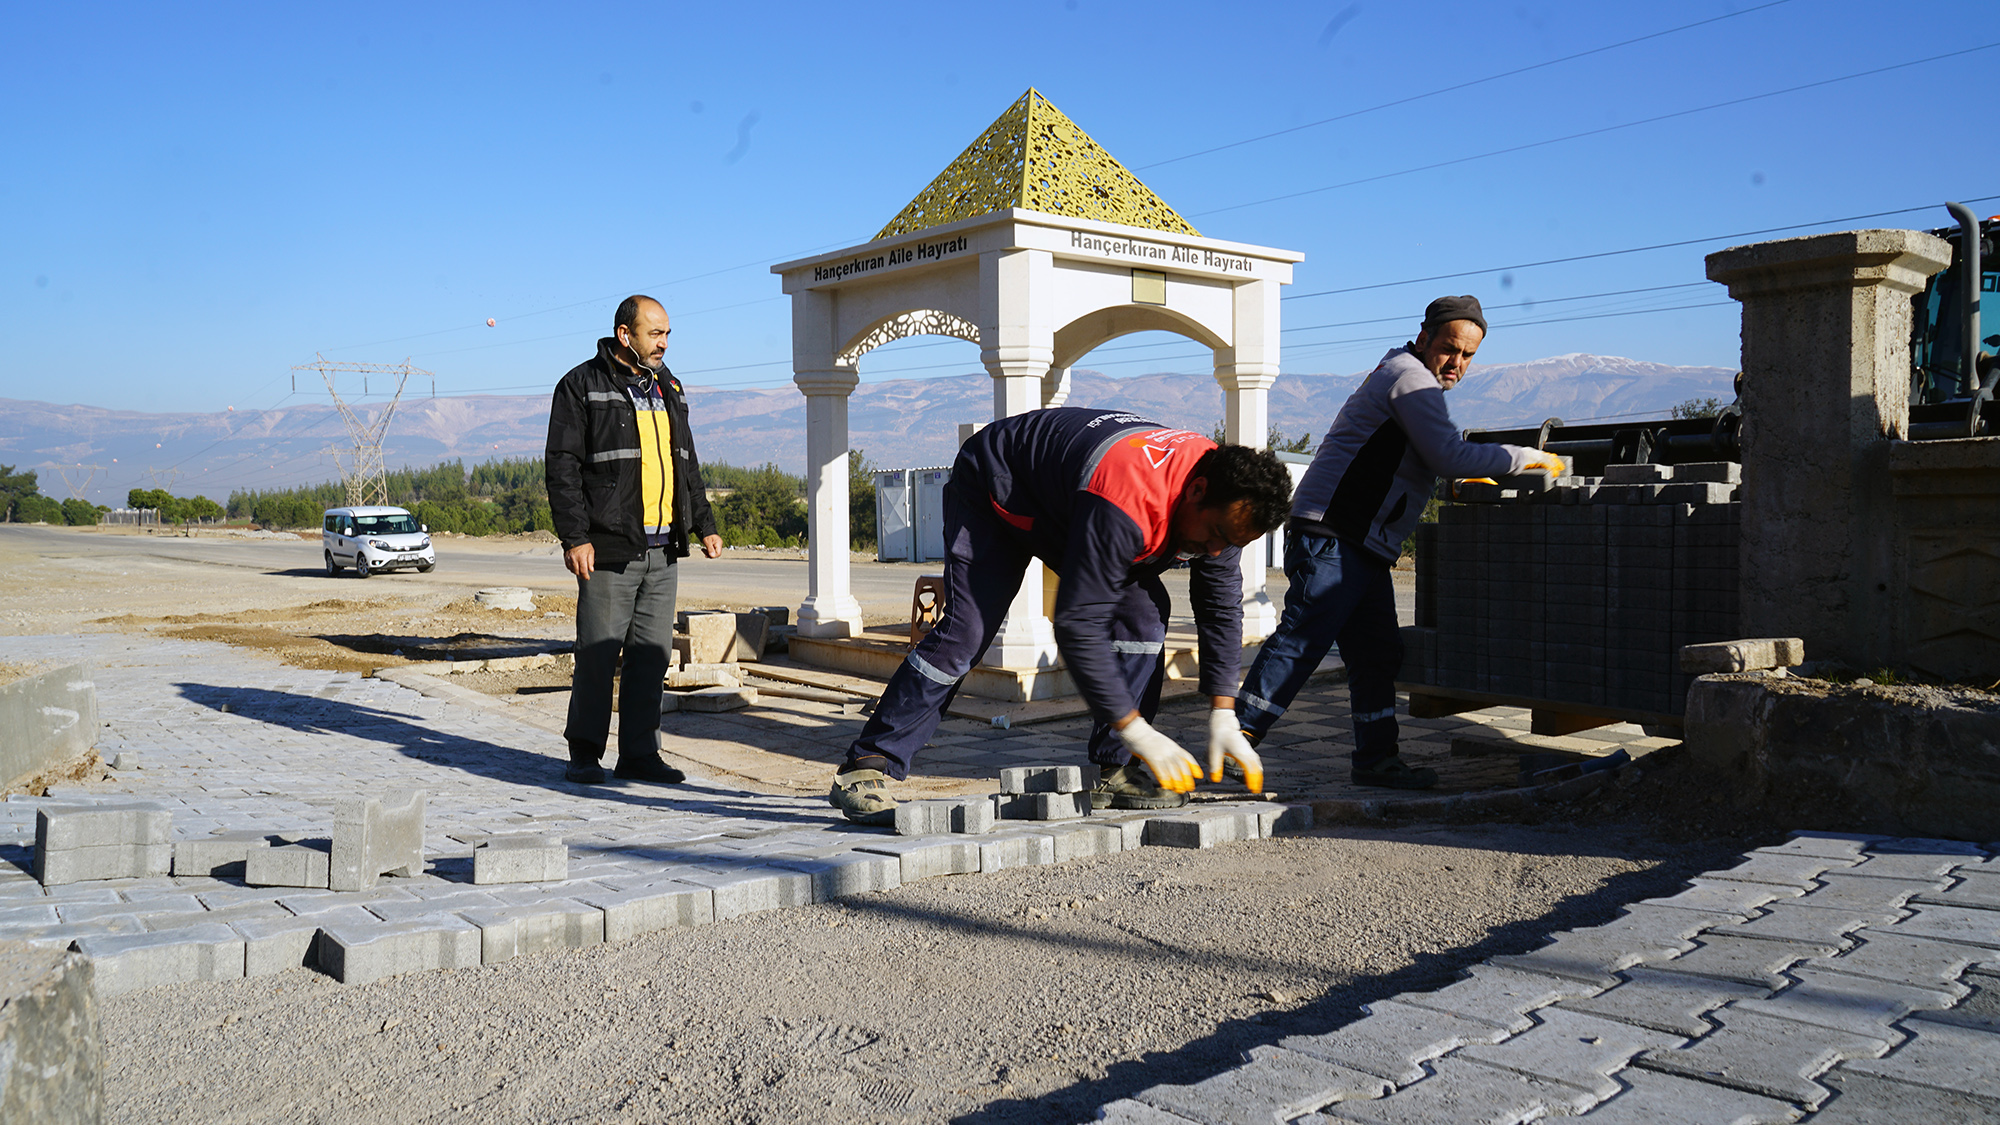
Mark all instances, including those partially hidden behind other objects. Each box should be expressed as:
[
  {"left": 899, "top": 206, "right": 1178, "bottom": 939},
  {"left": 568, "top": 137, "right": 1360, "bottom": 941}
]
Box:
[
  {"left": 992, "top": 765, "right": 1091, "bottom": 821},
  {"left": 1405, "top": 462, "right": 1740, "bottom": 717},
  {"left": 1101, "top": 830, "right": 2000, "bottom": 1124}
]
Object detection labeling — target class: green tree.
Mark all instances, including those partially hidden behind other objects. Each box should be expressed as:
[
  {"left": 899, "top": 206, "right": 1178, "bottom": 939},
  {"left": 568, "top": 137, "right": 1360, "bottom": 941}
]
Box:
[
  {"left": 0, "top": 465, "right": 41, "bottom": 521},
  {"left": 60, "top": 498, "right": 105, "bottom": 526},
  {"left": 15, "top": 494, "right": 62, "bottom": 523},
  {"left": 1671, "top": 396, "right": 1725, "bottom": 420},
  {"left": 1209, "top": 421, "right": 1319, "bottom": 452},
  {"left": 713, "top": 463, "right": 806, "bottom": 547},
  {"left": 849, "top": 449, "right": 877, "bottom": 552}
]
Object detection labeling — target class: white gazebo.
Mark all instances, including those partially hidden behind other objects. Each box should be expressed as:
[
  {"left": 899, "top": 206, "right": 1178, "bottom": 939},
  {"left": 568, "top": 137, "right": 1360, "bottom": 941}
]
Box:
[{"left": 771, "top": 89, "right": 1303, "bottom": 676}]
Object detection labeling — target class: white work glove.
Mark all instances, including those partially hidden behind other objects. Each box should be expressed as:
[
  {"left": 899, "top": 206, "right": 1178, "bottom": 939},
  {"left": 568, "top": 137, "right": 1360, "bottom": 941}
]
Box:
[
  {"left": 1520, "top": 450, "right": 1567, "bottom": 477},
  {"left": 1117, "top": 715, "right": 1201, "bottom": 794},
  {"left": 1207, "top": 708, "right": 1264, "bottom": 793}
]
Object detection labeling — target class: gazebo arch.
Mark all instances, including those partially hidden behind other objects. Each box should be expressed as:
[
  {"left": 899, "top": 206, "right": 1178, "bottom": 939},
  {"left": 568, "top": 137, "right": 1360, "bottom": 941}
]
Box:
[{"left": 773, "top": 89, "right": 1303, "bottom": 671}]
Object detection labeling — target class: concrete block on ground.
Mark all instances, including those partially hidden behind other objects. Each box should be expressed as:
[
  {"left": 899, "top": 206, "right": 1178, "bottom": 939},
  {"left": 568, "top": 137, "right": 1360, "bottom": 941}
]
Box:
[
  {"left": 894, "top": 797, "right": 994, "bottom": 836},
  {"left": 856, "top": 838, "right": 981, "bottom": 883},
  {"left": 993, "top": 792, "right": 1089, "bottom": 821},
  {"left": 1815, "top": 1071, "right": 2000, "bottom": 1125},
  {"left": 725, "top": 612, "right": 768, "bottom": 662},
  {"left": 1489, "top": 905, "right": 1726, "bottom": 987},
  {"left": 681, "top": 613, "right": 738, "bottom": 665},
  {"left": 230, "top": 914, "right": 329, "bottom": 978},
  {"left": 1708, "top": 902, "right": 1893, "bottom": 946},
  {"left": 1562, "top": 1066, "right": 1799, "bottom": 1123},
  {"left": 1095, "top": 814, "right": 1155, "bottom": 851},
  {"left": 1633, "top": 1007, "right": 1889, "bottom": 1107},
  {"left": 674, "top": 686, "right": 758, "bottom": 712},
  {"left": 1737, "top": 967, "right": 1959, "bottom": 1040},
  {"left": 1258, "top": 804, "right": 1313, "bottom": 836},
  {"left": 328, "top": 789, "right": 424, "bottom": 892},
  {"left": 314, "top": 917, "right": 480, "bottom": 985},
  {"left": 1134, "top": 1044, "right": 1390, "bottom": 1123},
  {"left": 978, "top": 832, "right": 1054, "bottom": 872},
  {"left": 1652, "top": 934, "right": 1843, "bottom": 989},
  {"left": 0, "top": 940, "right": 104, "bottom": 1125},
  {"left": 1046, "top": 823, "right": 1124, "bottom": 862},
  {"left": 72, "top": 923, "right": 245, "bottom": 995},
  {"left": 457, "top": 902, "right": 603, "bottom": 964},
  {"left": 1391, "top": 964, "right": 1601, "bottom": 1032},
  {"left": 1280, "top": 998, "right": 1512, "bottom": 1084},
  {"left": 570, "top": 882, "right": 713, "bottom": 942},
  {"left": 1144, "top": 808, "right": 1260, "bottom": 849},
  {"left": 1803, "top": 930, "right": 1984, "bottom": 989},
  {"left": 0, "top": 664, "right": 98, "bottom": 796},
  {"left": 769, "top": 852, "right": 902, "bottom": 900},
  {"left": 664, "top": 665, "right": 740, "bottom": 689},
  {"left": 1459, "top": 1008, "right": 1684, "bottom": 1098},
  {"left": 1840, "top": 1016, "right": 2000, "bottom": 1100},
  {"left": 35, "top": 843, "right": 171, "bottom": 887},
  {"left": 1322, "top": 1057, "right": 1594, "bottom": 1123},
  {"left": 365, "top": 892, "right": 500, "bottom": 922},
  {"left": 671, "top": 867, "right": 813, "bottom": 921},
  {"left": 999, "top": 765, "right": 1084, "bottom": 794},
  {"left": 1680, "top": 637, "right": 1806, "bottom": 673},
  {"left": 171, "top": 829, "right": 278, "bottom": 878},
  {"left": 242, "top": 842, "right": 331, "bottom": 889},
  {"left": 1637, "top": 877, "right": 1801, "bottom": 917},
  {"left": 35, "top": 803, "right": 170, "bottom": 852},
  {"left": 471, "top": 835, "right": 567, "bottom": 884},
  {"left": 1556, "top": 965, "right": 1769, "bottom": 1037}
]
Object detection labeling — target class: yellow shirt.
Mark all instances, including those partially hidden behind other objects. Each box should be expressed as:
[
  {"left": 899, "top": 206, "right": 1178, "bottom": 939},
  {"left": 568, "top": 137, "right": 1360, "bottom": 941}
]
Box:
[{"left": 629, "top": 379, "right": 674, "bottom": 538}]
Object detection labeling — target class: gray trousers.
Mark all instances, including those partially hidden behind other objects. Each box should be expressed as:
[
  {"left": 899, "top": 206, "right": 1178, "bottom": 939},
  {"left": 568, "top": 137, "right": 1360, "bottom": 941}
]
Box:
[{"left": 566, "top": 546, "right": 677, "bottom": 766}]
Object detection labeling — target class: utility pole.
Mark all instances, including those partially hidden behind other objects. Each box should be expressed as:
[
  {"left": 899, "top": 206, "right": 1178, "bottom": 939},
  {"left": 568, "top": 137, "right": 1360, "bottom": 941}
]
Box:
[
  {"left": 57, "top": 464, "right": 102, "bottom": 501},
  {"left": 291, "top": 355, "right": 433, "bottom": 507}
]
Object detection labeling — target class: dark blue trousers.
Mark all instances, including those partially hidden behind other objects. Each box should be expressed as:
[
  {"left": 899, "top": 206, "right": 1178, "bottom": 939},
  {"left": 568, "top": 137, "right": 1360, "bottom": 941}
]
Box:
[
  {"left": 1235, "top": 532, "right": 1403, "bottom": 768},
  {"left": 845, "top": 483, "right": 1168, "bottom": 780}
]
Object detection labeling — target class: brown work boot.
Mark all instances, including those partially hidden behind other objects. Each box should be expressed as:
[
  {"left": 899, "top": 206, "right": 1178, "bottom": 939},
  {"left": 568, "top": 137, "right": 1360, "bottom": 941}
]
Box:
[
  {"left": 828, "top": 768, "right": 897, "bottom": 826},
  {"left": 1088, "top": 763, "right": 1189, "bottom": 810}
]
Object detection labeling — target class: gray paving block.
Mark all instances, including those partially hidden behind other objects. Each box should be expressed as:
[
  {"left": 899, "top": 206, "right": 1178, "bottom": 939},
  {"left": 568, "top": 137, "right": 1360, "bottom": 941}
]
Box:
[
  {"left": 72, "top": 923, "right": 245, "bottom": 995},
  {"left": 1259, "top": 804, "right": 1313, "bottom": 835},
  {"left": 1737, "top": 967, "right": 1958, "bottom": 1040},
  {"left": 1654, "top": 934, "right": 1844, "bottom": 989},
  {"left": 329, "top": 789, "right": 425, "bottom": 892},
  {"left": 1491, "top": 905, "right": 1729, "bottom": 987},
  {"left": 1280, "top": 999, "right": 1513, "bottom": 1084},
  {"left": 471, "top": 835, "right": 567, "bottom": 884},
  {"left": 894, "top": 797, "right": 995, "bottom": 836},
  {"left": 675, "top": 686, "right": 757, "bottom": 712},
  {"left": 277, "top": 890, "right": 417, "bottom": 916},
  {"left": 1096, "top": 1101, "right": 1203, "bottom": 1124},
  {"left": 364, "top": 892, "right": 500, "bottom": 922},
  {"left": 242, "top": 843, "right": 331, "bottom": 889},
  {"left": 1842, "top": 1016, "right": 2000, "bottom": 1099},
  {"left": 1887, "top": 904, "right": 2000, "bottom": 949},
  {"left": 230, "top": 914, "right": 327, "bottom": 977},
  {"left": 1794, "top": 872, "right": 1944, "bottom": 915},
  {"left": 1705, "top": 852, "right": 1855, "bottom": 888},
  {"left": 1561, "top": 1067, "right": 1800, "bottom": 1123},
  {"left": 1638, "top": 878, "right": 1802, "bottom": 917},
  {"left": 993, "top": 792, "right": 1090, "bottom": 821},
  {"left": 856, "top": 838, "right": 981, "bottom": 883},
  {"left": 671, "top": 867, "right": 813, "bottom": 921},
  {"left": 1679, "top": 638, "right": 1804, "bottom": 673},
  {"left": 1709, "top": 902, "right": 1894, "bottom": 947},
  {"left": 35, "top": 843, "right": 171, "bottom": 886},
  {"left": 1814, "top": 1070, "right": 2000, "bottom": 1125},
  {"left": 768, "top": 852, "right": 902, "bottom": 899},
  {"left": 1047, "top": 823, "right": 1124, "bottom": 862},
  {"left": 457, "top": 902, "right": 603, "bottom": 964},
  {"left": 136, "top": 902, "right": 288, "bottom": 933},
  {"left": 1095, "top": 814, "right": 1154, "bottom": 851},
  {"left": 314, "top": 917, "right": 480, "bottom": 985},
  {"left": 1459, "top": 1007, "right": 1683, "bottom": 1098},
  {"left": 1135, "top": 1044, "right": 1391, "bottom": 1124},
  {"left": 1635, "top": 1007, "right": 1889, "bottom": 1107},
  {"left": 999, "top": 765, "right": 1085, "bottom": 794},
  {"left": 1144, "top": 809, "right": 1260, "bottom": 850},
  {"left": 1914, "top": 871, "right": 2000, "bottom": 912},
  {"left": 1845, "top": 850, "right": 1978, "bottom": 882},
  {"left": 1319, "top": 1057, "right": 1594, "bottom": 1124},
  {"left": 569, "top": 883, "right": 713, "bottom": 942},
  {"left": 1393, "top": 964, "right": 1603, "bottom": 1032},
  {"left": 171, "top": 830, "right": 278, "bottom": 878},
  {"left": 35, "top": 804, "right": 171, "bottom": 850},
  {"left": 977, "top": 832, "right": 1054, "bottom": 872},
  {"left": 1806, "top": 930, "right": 1986, "bottom": 988},
  {"left": 1558, "top": 965, "right": 1769, "bottom": 1037}
]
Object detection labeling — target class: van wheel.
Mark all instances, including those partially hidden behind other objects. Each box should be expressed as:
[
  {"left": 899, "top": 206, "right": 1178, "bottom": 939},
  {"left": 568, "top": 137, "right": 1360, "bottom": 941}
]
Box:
[
  {"left": 324, "top": 551, "right": 341, "bottom": 576},
  {"left": 355, "top": 556, "right": 371, "bottom": 579},
  {"left": 417, "top": 561, "right": 434, "bottom": 573}
]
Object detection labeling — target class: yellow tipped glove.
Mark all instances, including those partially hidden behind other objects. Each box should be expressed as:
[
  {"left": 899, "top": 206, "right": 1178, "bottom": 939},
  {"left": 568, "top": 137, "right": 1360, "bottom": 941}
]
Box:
[
  {"left": 1522, "top": 451, "right": 1568, "bottom": 477},
  {"left": 1207, "top": 708, "right": 1264, "bottom": 793},
  {"left": 1117, "top": 715, "right": 1201, "bottom": 794}
]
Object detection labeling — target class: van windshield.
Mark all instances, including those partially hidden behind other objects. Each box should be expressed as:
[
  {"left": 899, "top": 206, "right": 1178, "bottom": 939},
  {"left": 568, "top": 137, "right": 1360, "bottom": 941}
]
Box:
[{"left": 354, "top": 514, "right": 419, "bottom": 535}]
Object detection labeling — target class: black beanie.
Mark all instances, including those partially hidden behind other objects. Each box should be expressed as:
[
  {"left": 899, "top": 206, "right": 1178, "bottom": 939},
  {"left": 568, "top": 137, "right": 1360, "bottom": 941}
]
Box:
[{"left": 1422, "top": 294, "right": 1487, "bottom": 334}]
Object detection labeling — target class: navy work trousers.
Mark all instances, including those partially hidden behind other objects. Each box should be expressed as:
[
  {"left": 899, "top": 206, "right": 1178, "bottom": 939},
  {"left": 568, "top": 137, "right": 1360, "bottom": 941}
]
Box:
[
  {"left": 845, "top": 483, "right": 1169, "bottom": 780},
  {"left": 1234, "top": 532, "right": 1403, "bottom": 768},
  {"left": 566, "top": 545, "right": 678, "bottom": 768}
]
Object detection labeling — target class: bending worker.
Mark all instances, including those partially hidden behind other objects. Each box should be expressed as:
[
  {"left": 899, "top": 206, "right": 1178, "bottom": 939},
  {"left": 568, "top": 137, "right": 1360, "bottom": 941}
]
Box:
[
  {"left": 1234, "top": 295, "right": 1564, "bottom": 789},
  {"left": 829, "top": 407, "right": 1294, "bottom": 825}
]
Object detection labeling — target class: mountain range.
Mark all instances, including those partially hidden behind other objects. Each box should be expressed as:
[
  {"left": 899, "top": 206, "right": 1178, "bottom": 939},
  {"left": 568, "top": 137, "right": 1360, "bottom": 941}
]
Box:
[{"left": 0, "top": 354, "right": 1734, "bottom": 501}]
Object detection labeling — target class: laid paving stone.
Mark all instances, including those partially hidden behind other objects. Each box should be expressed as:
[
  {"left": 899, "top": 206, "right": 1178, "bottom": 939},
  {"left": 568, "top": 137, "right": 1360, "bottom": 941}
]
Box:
[
  {"left": 767, "top": 851, "right": 902, "bottom": 900},
  {"left": 1094, "top": 813, "right": 1156, "bottom": 850},
  {"left": 458, "top": 902, "right": 603, "bottom": 964},
  {"left": 366, "top": 892, "right": 502, "bottom": 922},
  {"left": 1563, "top": 1067, "right": 1802, "bottom": 1123},
  {"left": 0, "top": 918, "right": 144, "bottom": 948},
  {"left": 1557, "top": 966, "right": 1769, "bottom": 1037},
  {"left": 472, "top": 835, "right": 568, "bottom": 884},
  {"left": 1707, "top": 902, "right": 1892, "bottom": 947},
  {"left": 1735, "top": 967, "right": 1959, "bottom": 1040},
  {"left": 1388, "top": 964, "right": 1601, "bottom": 1032},
  {"left": 856, "top": 838, "right": 981, "bottom": 883},
  {"left": 1914, "top": 870, "right": 2000, "bottom": 912},
  {"left": 976, "top": 832, "right": 1054, "bottom": 872},
  {"left": 1654, "top": 934, "right": 1846, "bottom": 989},
  {"left": 1133, "top": 1044, "right": 1390, "bottom": 1124},
  {"left": 672, "top": 868, "right": 814, "bottom": 921},
  {"left": 242, "top": 842, "right": 331, "bottom": 889},
  {"left": 1636, "top": 878, "right": 1801, "bottom": 917},
  {"left": 328, "top": 789, "right": 425, "bottom": 892},
  {"left": 1758, "top": 832, "right": 1883, "bottom": 861},
  {"left": 1805, "top": 930, "right": 1987, "bottom": 989},
  {"left": 135, "top": 902, "right": 289, "bottom": 933},
  {"left": 1887, "top": 904, "right": 2000, "bottom": 949},
  {"left": 1704, "top": 852, "right": 1856, "bottom": 889},
  {"left": 1813, "top": 1070, "right": 2000, "bottom": 1125},
  {"left": 1144, "top": 808, "right": 1261, "bottom": 850},
  {"left": 1047, "top": 823, "right": 1124, "bottom": 862},
  {"left": 1491, "top": 905, "right": 1731, "bottom": 987},
  {"left": 1843, "top": 848, "right": 1980, "bottom": 882},
  {"left": 1914, "top": 968, "right": 2000, "bottom": 1035},
  {"left": 1839, "top": 1016, "right": 2000, "bottom": 1099},
  {"left": 1318, "top": 1057, "right": 1594, "bottom": 1124},
  {"left": 231, "top": 914, "right": 332, "bottom": 977},
  {"left": 569, "top": 883, "right": 713, "bottom": 942},
  {"left": 894, "top": 798, "right": 994, "bottom": 837},
  {"left": 315, "top": 917, "right": 481, "bottom": 985},
  {"left": 993, "top": 792, "right": 1090, "bottom": 821},
  {"left": 999, "top": 765, "right": 1085, "bottom": 794},
  {"left": 1634, "top": 1007, "right": 1889, "bottom": 1107},
  {"left": 1096, "top": 1101, "right": 1203, "bottom": 1124},
  {"left": 72, "top": 923, "right": 245, "bottom": 995},
  {"left": 1459, "top": 1007, "right": 1684, "bottom": 1097},
  {"left": 1280, "top": 999, "right": 1514, "bottom": 1084},
  {"left": 1792, "top": 872, "right": 1944, "bottom": 915}
]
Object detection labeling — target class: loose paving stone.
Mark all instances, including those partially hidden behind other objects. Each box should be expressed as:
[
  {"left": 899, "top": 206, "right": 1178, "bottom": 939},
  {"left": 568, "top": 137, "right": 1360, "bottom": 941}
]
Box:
[
  {"left": 993, "top": 791, "right": 1091, "bottom": 820},
  {"left": 1388, "top": 964, "right": 1602, "bottom": 1032},
  {"left": 1652, "top": 934, "right": 1845, "bottom": 989},
  {"left": 1491, "top": 905, "right": 1733, "bottom": 987},
  {"left": 1317, "top": 1057, "right": 1596, "bottom": 1124},
  {"left": 569, "top": 883, "right": 713, "bottom": 942},
  {"left": 1634, "top": 1007, "right": 1889, "bottom": 1107},
  {"left": 471, "top": 835, "right": 568, "bottom": 884},
  {"left": 1565, "top": 1067, "right": 1802, "bottom": 1123},
  {"left": 1814, "top": 1068, "right": 2000, "bottom": 1123},
  {"left": 35, "top": 804, "right": 172, "bottom": 850},
  {"left": 328, "top": 789, "right": 425, "bottom": 892},
  {"left": 1280, "top": 999, "right": 1515, "bottom": 1084},
  {"left": 315, "top": 917, "right": 481, "bottom": 985},
  {"left": 1459, "top": 1007, "right": 1684, "bottom": 1097},
  {"left": 998, "top": 765, "right": 1085, "bottom": 794},
  {"left": 35, "top": 843, "right": 171, "bottom": 887},
  {"left": 1839, "top": 1017, "right": 2000, "bottom": 1099},
  {"left": 242, "top": 842, "right": 332, "bottom": 889},
  {"left": 1132, "top": 1045, "right": 1391, "bottom": 1125},
  {"left": 894, "top": 797, "right": 994, "bottom": 836},
  {"left": 1558, "top": 966, "right": 1770, "bottom": 1038},
  {"left": 1145, "top": 808, "right": 1261, "bottom": 849},
  {"left": 1735, "top": 968, "right": 1960, "bottom": 1040},
  {"left": 457, "top": 902, "right": 604, "bottom": 964},
  {"left": 171, "top": 829, "right": 279, "bottom": 878},
  {"left": 72, "top": 923, "right": 245, "bottom": 995}
]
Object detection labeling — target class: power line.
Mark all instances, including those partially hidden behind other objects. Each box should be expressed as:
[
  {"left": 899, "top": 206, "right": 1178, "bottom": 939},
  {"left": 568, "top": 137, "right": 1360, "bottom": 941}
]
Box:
[
  {"left": 1195, "top": 42, "right": 2000, "bottom": 219},
  {"left": 1137, "top": 0, "right": 1795, "bottom": 171},
  {"left": 1285, "top": 282, "right": 1711, "bottom": 333}
]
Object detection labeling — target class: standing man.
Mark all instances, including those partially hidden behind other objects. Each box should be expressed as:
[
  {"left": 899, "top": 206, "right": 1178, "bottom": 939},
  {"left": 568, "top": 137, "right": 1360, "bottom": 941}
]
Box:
[
  {"left": 546, "top": 295, "right": 722, "bottom": 785},
  {"left": 1233, "top": 296, "right": 1564, "bottom": 788},
  {"left": 827, "top": 407, "right": 1293, "bottom": 825}
]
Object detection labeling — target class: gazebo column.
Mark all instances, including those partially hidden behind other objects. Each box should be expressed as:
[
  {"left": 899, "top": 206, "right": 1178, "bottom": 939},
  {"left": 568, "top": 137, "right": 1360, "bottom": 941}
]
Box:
[
  {"left": 1216, "top": 278, "right": 1282, "bottom": 640},
  {"left": 979, "top": 248, "right": 1059, "bottom": 670},
  {"left": 794, "top": 360, "right": 865, "bottom": 639},
  {"left": 1042, "top": 364, "right": 1073, "bottom": 408}
]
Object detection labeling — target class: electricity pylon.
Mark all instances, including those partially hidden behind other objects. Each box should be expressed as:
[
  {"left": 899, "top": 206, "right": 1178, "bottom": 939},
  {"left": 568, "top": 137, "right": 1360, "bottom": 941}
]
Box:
[
  {"left": 57, "top": 464, "right": 102, "bottom": 501},
  {"left": 291, "top": 355, "right": 433, "bottom": 507}
]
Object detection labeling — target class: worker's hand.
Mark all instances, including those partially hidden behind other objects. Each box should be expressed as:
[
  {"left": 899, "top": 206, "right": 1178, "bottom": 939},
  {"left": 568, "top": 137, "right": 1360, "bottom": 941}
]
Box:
[
  {"left": 1116, "top": 715, "right": 1201, "bottom": 793},
  {"left": 1521, "top": 450, "right": 1567, "bottom": 477},
  {"left": 1206, "top": 707, "right": 1264, "bottom": 793},
  {"left": 564, "top": 542, "right": 595, "bottom": 580},
  {"left": 700, "top": 534, "right": 723, "bottom": 559}
]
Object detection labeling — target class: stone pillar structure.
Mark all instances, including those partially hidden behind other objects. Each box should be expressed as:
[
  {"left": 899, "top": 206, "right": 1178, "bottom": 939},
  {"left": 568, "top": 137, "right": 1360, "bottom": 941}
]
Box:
[
  {"left": 1215, "top": 277, "right": 1282, "bottom": 639},
  {"left": 1705, "top": 229, "right": 1951, "bottom": 669},
  {"left": 979, "top": 248, "right": 1059, "bottom": 669},
  {"left": 791, "top": 289, "right": 865, "bottom": 639}
]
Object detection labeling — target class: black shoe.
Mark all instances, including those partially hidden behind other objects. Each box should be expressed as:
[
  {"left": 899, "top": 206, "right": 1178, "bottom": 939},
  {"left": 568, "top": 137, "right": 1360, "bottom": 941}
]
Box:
[
  {"left": 563, "top": 761, "right": 605, "bottom": 784},
  {"left": 612, "top": 758, "right": 686, "bottom": 784},
  {"left": 1352, "top": 755, "right": 1438, "bottom": 790}
]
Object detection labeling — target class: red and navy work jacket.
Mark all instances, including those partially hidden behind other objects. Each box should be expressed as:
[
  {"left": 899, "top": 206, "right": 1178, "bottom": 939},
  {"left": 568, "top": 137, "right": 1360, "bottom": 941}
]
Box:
[{"left": 955, "top": 407, "right": 1244, "bottom": 725}]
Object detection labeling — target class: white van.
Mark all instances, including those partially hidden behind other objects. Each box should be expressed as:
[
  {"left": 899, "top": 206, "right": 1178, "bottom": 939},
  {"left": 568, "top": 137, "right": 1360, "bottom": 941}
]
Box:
[{"left": 322, "top": 506, "right": 436, "bottom": 578}]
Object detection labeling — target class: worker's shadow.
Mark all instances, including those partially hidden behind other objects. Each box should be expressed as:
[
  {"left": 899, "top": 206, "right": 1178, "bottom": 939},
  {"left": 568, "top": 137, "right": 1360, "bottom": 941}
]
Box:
[{"left": 167, "top": 682, "right": 842, "bottom": 827}]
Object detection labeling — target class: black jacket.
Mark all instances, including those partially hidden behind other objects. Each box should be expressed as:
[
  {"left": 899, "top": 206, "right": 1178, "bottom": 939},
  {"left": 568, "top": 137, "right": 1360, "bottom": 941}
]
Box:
[{"left": 545, "top": 338, "right": 718, "bottom": 565}]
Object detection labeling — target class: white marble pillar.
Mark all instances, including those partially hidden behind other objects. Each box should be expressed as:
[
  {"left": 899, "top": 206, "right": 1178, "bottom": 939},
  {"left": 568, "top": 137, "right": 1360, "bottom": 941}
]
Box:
[
  {"left": 793, "top": 366, "right": 864, "bottom": 638},
  {"left": 978, "top": 249, "right": 1059, "bottom": 669},
  {"left": 1215, "top": 278, "right": 1282, "bottom": 639},
  {"left": 1042, "top": 364, "right": 1073, "bottom": 408}
]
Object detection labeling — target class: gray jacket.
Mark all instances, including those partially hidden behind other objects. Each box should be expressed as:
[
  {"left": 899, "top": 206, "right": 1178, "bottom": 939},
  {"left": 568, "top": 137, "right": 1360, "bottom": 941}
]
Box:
[{"left": 1290, "top": 346, "right": 1534, "bottom": 563}]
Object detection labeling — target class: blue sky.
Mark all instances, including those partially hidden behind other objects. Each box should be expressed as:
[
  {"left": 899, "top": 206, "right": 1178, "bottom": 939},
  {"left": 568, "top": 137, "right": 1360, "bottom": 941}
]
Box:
[{"left": 4, "top": 0, "right": 1996, "bottom": 419}]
